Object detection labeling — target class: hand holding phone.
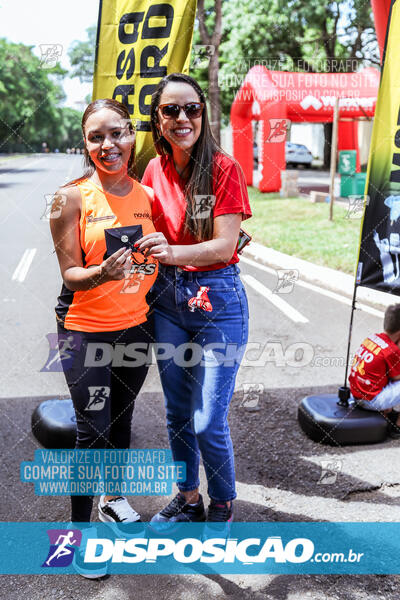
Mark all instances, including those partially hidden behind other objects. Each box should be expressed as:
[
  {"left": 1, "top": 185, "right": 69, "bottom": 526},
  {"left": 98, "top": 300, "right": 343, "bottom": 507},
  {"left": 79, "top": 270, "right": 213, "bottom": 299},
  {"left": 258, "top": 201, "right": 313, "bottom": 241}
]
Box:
[{"left": 237, "top": 228, "right": 252, "bottom": 254}]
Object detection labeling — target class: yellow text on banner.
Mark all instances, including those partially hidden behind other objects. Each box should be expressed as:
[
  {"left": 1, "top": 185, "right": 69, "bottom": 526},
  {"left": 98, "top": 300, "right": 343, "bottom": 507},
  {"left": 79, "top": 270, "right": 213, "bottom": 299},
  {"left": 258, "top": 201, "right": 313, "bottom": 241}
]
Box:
[{"left": 93, "top": 0, "right": 197, "bottom": 176}]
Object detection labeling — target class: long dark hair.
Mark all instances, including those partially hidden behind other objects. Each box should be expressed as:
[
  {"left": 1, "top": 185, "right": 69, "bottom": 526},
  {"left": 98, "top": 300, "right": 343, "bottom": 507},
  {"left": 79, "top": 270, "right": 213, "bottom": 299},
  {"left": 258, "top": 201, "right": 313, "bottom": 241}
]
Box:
[
  {"left": 63, "top": 98, "right": 136, "bottom": 187},
  {"left": 150, "top": 73, "right": 225, "bottom": 241}
]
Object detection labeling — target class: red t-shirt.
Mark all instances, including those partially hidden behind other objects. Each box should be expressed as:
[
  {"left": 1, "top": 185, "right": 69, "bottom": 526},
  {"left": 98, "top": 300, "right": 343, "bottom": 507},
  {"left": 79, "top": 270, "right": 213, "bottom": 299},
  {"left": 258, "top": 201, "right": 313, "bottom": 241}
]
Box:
[
  {"left": 141, "top": 152, "right": 252, "bottom": 271},
  {"left": 349, "top": 332, "right": 400, "bottom": 400}
]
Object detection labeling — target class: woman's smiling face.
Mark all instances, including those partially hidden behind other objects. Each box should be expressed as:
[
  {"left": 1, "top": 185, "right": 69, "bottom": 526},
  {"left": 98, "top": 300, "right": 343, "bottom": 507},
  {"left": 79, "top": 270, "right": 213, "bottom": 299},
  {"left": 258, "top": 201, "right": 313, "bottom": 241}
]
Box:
[
  {"left": 84, "top": 108, "right": 135, "bottom": 174},
  {"left": 156, "top": 81, "right": 203, "bottom": 154}
]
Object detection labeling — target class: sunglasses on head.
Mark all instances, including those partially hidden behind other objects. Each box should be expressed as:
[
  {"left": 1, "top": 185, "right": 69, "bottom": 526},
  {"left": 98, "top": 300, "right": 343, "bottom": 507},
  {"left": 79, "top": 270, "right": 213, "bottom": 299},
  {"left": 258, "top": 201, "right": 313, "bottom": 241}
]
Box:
[{"left": 158, "top": 102, "right": 204, "bottom": 119}]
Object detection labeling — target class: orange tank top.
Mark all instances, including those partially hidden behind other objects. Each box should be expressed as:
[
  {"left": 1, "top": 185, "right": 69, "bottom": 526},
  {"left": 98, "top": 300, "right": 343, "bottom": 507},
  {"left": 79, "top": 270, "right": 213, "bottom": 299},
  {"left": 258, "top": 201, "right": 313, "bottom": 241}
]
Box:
[{"left": 55, "top": 177, "right": 158, "bottom": 332}]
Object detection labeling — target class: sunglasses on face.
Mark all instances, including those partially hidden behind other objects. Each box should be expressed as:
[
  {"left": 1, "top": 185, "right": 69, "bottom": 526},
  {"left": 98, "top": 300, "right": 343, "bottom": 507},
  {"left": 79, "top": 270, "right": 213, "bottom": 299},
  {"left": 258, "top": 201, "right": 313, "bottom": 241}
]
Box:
[{"left": 158, "top": 102, "right": 204, "bottom": 119}]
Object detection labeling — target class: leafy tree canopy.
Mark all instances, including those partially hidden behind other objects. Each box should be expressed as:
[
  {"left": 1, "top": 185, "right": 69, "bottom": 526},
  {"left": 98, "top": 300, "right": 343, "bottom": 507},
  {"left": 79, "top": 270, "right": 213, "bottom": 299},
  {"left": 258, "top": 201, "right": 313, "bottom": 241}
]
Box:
[
  {"left": 0, "top": 38, "right": 67, "bottom": 151},
  {"left": 191, "top": 0, "right": 378, "bottom": 124},
  {"left": 68, "top": 25, "right": 97, "bottom": 84}
]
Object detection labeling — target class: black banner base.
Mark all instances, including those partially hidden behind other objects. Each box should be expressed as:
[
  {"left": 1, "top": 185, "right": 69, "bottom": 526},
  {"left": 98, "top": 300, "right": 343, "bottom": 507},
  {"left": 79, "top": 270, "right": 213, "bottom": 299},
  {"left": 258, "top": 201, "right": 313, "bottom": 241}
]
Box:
[
  {"left": 298, "top": 394, "right": 388, "bottom": 446},
  {"left": 31, "top": 398, "right": 76, "bottom": 449}
]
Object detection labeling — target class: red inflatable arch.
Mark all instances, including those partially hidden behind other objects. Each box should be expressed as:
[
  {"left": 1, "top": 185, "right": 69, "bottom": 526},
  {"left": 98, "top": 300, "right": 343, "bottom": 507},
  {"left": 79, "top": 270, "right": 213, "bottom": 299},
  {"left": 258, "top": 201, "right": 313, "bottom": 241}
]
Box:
[
  {"left": 230, "top": 0, "right": 389, "bottom": 192},
  {"left": 371, "top": 0, "right": 392, "bottom": 59},
  {"left": 231, "top": 67, "right": 380, "bottom": 191}
]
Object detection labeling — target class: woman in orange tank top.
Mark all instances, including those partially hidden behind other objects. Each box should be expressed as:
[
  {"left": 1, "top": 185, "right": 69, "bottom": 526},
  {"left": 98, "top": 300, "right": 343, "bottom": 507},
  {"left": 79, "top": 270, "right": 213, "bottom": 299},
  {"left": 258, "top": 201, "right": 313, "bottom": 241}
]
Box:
[{"left": 50, "top": 99, "right": 157, "bottom": 558}]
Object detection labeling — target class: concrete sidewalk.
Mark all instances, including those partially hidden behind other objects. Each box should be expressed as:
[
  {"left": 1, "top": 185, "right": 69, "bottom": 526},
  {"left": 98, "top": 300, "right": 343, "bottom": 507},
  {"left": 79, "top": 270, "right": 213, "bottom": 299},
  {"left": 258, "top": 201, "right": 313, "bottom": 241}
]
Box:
[{"left": 244, "top": 240, "right": 397, "bottom": 310}]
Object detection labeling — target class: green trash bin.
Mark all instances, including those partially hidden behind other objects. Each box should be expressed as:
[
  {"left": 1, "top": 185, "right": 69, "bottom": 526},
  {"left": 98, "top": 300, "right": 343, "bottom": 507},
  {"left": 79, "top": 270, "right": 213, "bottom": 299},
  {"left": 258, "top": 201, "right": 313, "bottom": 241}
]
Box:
[
  {"left": 338, "top": 150, "right": 357, "bottom": 176},
  {"left": 340, "top": 174, "right": 356, "bottom": 197},
  {"left": 355, "top": 172, "right": 367, "bottom": 195}
]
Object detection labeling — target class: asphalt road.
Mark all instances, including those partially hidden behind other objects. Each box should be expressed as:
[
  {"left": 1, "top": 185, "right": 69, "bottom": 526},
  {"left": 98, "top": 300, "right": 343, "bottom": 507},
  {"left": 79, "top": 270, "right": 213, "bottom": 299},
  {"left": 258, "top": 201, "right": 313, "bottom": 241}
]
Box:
[{"left": 1, "top": 154, "right": 399, "bottom": 600}]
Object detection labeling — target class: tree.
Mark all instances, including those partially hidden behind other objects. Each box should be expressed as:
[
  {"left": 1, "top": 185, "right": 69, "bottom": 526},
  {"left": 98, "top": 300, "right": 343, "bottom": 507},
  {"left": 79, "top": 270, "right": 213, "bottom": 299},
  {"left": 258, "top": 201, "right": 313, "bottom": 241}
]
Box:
[
  {"left": 197, "top": 0, "right": 223, "bottom": 144},
  {"left": 57, "top": 107, "right": 83, "bottom": 151},
  {"left": 217, "top": 0, "right": 378, "bottom": 165},
  {"left": 68, "top": 25, "right": 97, "bottom": 83},
  {"left": 0, "top": 38, "right": 67, "bottom": 152}
]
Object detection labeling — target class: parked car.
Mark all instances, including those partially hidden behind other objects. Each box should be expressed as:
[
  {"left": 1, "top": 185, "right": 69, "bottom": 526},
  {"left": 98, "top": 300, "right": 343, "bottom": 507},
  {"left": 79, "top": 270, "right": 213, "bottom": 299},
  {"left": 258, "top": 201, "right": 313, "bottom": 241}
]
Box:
[
  {"left": 286, "top": 142, "right": 313, "bottom": 167},
  {"left": 253, "top": 141, "right": 313, "bottom": 169}
]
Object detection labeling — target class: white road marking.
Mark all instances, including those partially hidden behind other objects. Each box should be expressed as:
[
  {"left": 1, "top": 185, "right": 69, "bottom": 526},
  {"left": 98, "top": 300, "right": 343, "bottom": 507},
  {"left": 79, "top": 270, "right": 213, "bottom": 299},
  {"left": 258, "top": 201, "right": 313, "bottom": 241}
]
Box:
[
  {"left": 240, "top": 254, "right": 384, "bottom": 318},
  {"left": 12, "top": 248, "right": 37, "bottom": 282},
  {"left": 242, "top": 273, "right": 309, "bottom": 323}
]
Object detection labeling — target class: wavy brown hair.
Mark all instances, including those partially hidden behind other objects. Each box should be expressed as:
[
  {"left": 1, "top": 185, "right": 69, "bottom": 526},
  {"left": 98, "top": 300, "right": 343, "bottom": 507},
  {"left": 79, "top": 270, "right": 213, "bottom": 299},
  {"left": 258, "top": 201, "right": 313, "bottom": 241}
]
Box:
[
  {"left": 63, "top": 98, "right": 136, "bottom": 187},
  {"left": 150, "top": 73, "right": 226, "bottom": 241}
]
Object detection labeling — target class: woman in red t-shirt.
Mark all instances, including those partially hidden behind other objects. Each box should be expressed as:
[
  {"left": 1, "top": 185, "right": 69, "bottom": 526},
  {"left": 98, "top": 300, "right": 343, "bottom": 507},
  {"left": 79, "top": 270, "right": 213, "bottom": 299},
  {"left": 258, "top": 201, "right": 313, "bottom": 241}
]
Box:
[{"left": 138, "top": 73, "right": 252, "bottom": 524}]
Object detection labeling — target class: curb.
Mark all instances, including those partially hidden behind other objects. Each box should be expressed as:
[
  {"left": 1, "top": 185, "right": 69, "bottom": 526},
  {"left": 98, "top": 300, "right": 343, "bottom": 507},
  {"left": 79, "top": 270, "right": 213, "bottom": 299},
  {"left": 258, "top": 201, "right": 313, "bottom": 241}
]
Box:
[{"left": 243, "top": 240, "right": 397, "bottom": 311}]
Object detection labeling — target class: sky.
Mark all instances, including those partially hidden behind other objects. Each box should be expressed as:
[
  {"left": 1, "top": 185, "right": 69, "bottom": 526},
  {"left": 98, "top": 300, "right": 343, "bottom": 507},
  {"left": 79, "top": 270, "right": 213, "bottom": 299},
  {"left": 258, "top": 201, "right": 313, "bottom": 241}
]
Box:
[{"left": 0, "top": 0, "right": 100, "bottom": 109}]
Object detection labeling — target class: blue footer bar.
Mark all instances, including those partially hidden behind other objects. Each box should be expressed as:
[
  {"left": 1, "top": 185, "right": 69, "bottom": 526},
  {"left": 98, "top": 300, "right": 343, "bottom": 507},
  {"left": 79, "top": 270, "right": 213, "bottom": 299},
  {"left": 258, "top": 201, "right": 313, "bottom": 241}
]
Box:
[{"left": 0, "top": 522, "right": 395, "bottom": 574}]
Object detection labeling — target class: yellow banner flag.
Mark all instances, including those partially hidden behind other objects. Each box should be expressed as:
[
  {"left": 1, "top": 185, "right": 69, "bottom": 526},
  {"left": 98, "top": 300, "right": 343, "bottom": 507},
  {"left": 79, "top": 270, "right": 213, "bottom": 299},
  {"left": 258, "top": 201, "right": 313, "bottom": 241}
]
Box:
[{"left": 93, "top": 0, "right": 197, "bottom": 177}]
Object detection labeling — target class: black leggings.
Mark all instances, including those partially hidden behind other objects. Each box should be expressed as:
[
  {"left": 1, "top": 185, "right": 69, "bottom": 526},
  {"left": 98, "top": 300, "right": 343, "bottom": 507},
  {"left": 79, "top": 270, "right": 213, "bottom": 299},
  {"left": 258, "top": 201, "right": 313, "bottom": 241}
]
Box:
[{"left": 57, "top": 318, "right": 153, "bottom": 521}]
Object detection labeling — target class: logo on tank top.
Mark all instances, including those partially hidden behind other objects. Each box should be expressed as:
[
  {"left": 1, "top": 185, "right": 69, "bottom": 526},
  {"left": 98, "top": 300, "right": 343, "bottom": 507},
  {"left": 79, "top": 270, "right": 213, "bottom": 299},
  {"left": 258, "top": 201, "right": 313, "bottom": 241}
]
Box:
[
  {"left": 86, "top": 214, "right": 116, "bottom": 224},
  {"left": 129, "top": 250, "right": 157, "bottom": 275},
  {"left": 121, "top": 272, "right": 146, "bottom": 294},
  {"left": 121, "top": 250, "right": 157, "bottom": 293},
  {"left": 133, "top": 211, "right": 151, "bottom": 220}
]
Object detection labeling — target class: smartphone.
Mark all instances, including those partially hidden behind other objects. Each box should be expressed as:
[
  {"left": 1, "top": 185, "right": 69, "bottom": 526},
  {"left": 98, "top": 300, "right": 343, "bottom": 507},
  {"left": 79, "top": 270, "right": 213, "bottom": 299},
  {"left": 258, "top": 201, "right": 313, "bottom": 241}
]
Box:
[{"left": 237, "top": 228, "right": 252, "bottom": 254}]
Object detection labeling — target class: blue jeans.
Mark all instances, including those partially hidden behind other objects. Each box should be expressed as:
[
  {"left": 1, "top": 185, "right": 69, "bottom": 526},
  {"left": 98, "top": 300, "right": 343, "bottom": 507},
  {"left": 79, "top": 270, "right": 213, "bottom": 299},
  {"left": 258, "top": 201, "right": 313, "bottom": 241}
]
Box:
[
  {"left": 150, "top": 264, "right": 249, "bottom": 502},
  {"left": 355, "top": 380, "right": 400, "bottom": 412}
]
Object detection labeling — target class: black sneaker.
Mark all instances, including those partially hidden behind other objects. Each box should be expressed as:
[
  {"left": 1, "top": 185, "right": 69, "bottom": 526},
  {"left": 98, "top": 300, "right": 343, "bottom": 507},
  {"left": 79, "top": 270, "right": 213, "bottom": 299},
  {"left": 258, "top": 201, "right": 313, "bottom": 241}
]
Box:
[
  {"left": 150, "top": 493, "right": 206, "bottom": 531},
  {"left": 207, "top": 500, "right": 233, "bottom": 522},
  {"left": 204, "top": 501, "right": 233, "bottom": 538}
]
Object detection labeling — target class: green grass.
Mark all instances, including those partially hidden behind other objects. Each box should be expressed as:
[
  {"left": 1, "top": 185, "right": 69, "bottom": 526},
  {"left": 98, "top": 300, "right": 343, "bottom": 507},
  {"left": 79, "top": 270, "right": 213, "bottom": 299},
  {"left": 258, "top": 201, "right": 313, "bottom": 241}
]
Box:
[{"left": 246, "top": 187, "right": 362, "bottom": 274}]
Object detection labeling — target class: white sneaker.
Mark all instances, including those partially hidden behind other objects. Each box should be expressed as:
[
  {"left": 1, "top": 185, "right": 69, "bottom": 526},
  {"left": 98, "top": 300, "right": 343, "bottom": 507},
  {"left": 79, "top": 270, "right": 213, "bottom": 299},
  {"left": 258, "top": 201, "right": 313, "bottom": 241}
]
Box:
[
  {"left": 72, "top": 526, "right": 108, "bottom": 580},
  {"left": 98, "top": 495, "right": 141, "bottom": 523}
]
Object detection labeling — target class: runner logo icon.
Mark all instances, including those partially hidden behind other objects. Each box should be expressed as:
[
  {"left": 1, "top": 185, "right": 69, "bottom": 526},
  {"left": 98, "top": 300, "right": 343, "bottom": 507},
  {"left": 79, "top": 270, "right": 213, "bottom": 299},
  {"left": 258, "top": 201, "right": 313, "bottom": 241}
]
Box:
[
  {"left": 85, "top": 386, "right": 110, "bottom": 411},
  {"left": 41, "top": 332, "right": 82, "bottom": 372},
  {"left": 42, "top": 529, "right": 82, "bottom": 567}
]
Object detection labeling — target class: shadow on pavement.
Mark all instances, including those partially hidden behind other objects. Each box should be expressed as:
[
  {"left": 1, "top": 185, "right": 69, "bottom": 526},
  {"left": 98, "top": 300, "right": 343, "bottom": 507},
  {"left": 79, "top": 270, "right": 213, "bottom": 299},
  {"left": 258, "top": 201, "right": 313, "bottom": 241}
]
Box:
[
  {"left": 232, "top": 384, "right": 400, "bottom": 512},
  {"left": 1, "top": 387, "right": 399, "bottom": 599},
  {"left": 0, "top": 167, "right": 48, "bottom": 189}
]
